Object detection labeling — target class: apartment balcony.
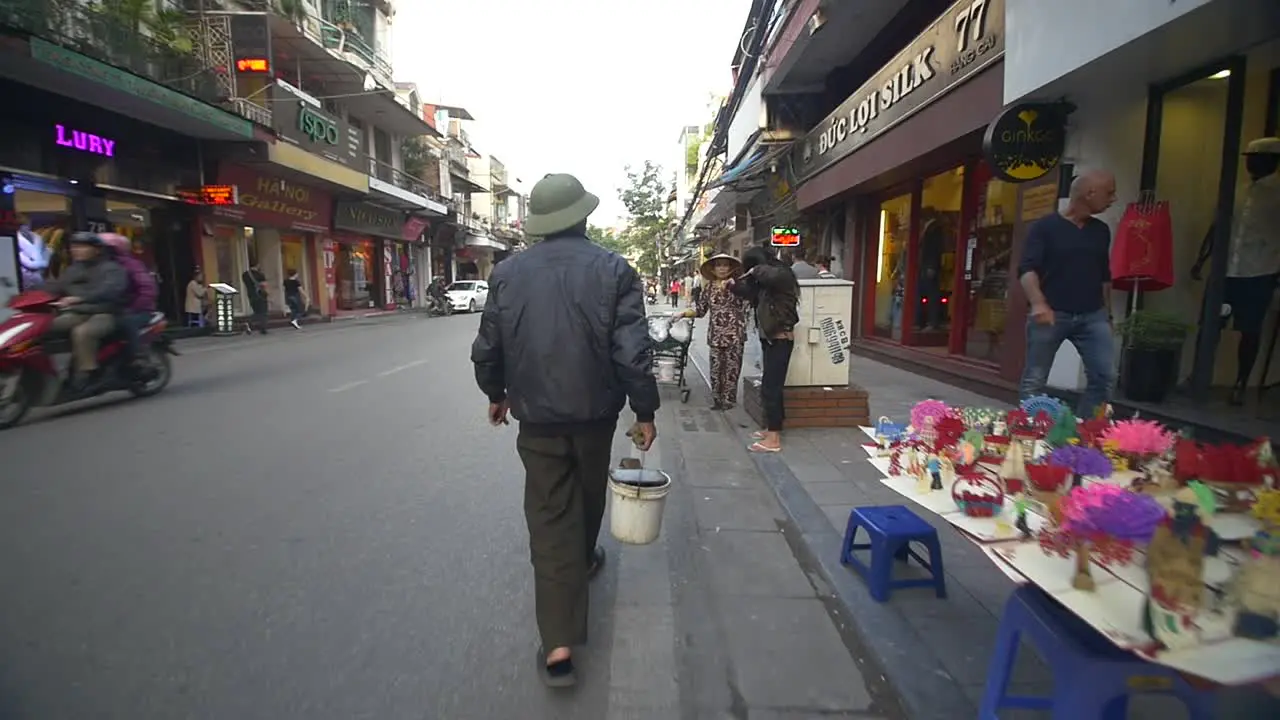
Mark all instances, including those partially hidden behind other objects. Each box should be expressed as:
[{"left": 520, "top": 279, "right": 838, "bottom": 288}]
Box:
[
  {"left": 0, "top": 0, "right": 222, "bottom": 107},
  {"left": 366, "top": 156, "right": 448, "bottom": 216}
]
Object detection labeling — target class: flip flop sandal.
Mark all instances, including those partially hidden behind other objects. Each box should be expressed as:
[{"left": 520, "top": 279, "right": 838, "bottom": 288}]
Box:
[
  {"left": 587, "top": 546, "right": 606, "bottom": 581},
  {"left": 749, "top": 442, "right": 781, "bottom": 453},
  {"left": 750, "top": 431, "right": 766, "bottom": 440},
  {"left": 537, "top": 647, "right": 577, "bottom": 688}
]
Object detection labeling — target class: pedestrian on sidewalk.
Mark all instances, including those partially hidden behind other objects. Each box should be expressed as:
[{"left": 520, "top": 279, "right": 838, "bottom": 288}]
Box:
[
  {"left": 185, "top": 268, "right": 208, "bottom": 327},
  {"left": 682, "top": 253, "right": 749, "bottom": 410},
  {"left": 816, "top": 255, "right": 837, "bottom": 279},
  {"left": 1017, "top": 169, "right": 1117, "bottom": 418},
  {"left": 283, "top": 269, "right": 307, "bottom": 329},
  {"left": 471, "top": 173, "right": 660, "bottom": 688},
  {"left": 731, "top": 246, "right": 799, "bottom": 453},
  {"left": 242, "top": 262, "right": 269, "bottom": 335},
  {"left": 668, "top": 277, "right": 681, "bottom": 307}
]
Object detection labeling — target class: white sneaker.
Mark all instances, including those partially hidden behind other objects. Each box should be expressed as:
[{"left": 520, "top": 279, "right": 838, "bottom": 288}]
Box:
[{"left": 291, "top": 319, "right": 301, "bottom": 329}]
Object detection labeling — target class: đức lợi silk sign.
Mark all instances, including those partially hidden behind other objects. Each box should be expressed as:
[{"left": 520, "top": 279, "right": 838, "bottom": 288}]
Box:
[
  {"left": 792, "top": 0, "right": 1005, "bottom": 182},
  {"left": 212, "top": 164, "right": 332, "bottom": 233}
]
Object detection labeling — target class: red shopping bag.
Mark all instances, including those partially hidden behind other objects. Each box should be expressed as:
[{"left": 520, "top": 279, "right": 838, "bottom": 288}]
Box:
[{"left": 1110, "top": 201, "right": 1174, "bottom": 292}]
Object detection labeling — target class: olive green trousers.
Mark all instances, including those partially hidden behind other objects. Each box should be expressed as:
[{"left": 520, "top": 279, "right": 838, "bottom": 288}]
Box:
[{"left": 516, "top": 423, "right": 615, "bottom": 650}]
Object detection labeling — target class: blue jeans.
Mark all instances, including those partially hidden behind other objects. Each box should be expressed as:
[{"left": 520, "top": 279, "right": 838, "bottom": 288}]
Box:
[{"left": 1019, "top": 308, "right": 1115, "bottom": 419}]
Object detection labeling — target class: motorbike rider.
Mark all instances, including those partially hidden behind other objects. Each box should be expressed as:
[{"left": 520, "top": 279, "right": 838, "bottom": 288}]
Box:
[
  {"left": 100, "top": 233, "right": 158, "bottom": 378},
  {"left": 45, "top": 232, "right": 129, "bottom": 393},
  {"left": 428, "top": 276, "right": 449, "bottom": 311}
]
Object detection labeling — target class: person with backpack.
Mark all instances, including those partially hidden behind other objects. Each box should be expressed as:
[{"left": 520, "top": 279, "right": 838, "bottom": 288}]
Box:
[{"left": 100, "top": 233, "right": 158, "bottom": 377}]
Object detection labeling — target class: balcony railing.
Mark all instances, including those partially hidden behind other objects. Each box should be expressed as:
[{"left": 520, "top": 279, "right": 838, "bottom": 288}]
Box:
[
  {"left": 1, "top": 0, "right": 222, "bottom": 105},
  {"left": 319, "top": 23, "right": 393, "bottom": 88},
  {"left": 367, "top": 157, "right": 445, "bottom": 205},
  {"left": 444, "top": 145, "right": 469, "bottom": 173}
]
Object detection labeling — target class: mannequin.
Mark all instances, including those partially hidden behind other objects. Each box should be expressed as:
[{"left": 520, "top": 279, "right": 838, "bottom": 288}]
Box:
[
  {"left": 1192, "top": 138, "right": 1280, "bottom": 405},
  {"left": 16, "top": 223, "right": 51, "bottom": 290}
]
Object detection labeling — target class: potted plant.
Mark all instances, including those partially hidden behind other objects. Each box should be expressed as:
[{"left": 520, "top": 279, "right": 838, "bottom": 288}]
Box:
[{"left": 1118, "top": 310, "right": 1191, "bottom": 402}]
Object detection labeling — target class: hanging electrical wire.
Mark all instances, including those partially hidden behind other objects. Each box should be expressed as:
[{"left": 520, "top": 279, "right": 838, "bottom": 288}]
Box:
[{"left": 672, "top": 0, "right": 778, "bottom": 244}]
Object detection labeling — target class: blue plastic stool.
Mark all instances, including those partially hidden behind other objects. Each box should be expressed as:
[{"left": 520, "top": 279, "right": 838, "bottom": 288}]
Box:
[
  {"left": 979, "top": 584, "right": 1216, "bottom": 719},
  {"left": 839, "top": 505, "right": 946, "bottom": 602}
]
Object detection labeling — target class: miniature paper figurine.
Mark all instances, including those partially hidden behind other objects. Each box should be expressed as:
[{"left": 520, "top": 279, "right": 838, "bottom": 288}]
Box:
[
  {"left": 1014, "top": 495, "right": 1032, "bottom": 539},
  {"left": 992, "top": 419, "right": 1007, "bottom": 437},
  {"left": 1046, "top": 407, "right": 1078, "bottom": 447},
  {"left": 1235, "top": 489, "right": 1280, "bottom": 639},
  {"left": 1041, "top": 485, "right": 1163, "bottom": 591},
  {"left": 928, "top": 455, "right": 943, "bottom": 491},
  {"left": 1144, "top": 486, "right": 1218, "bottom": 649}
]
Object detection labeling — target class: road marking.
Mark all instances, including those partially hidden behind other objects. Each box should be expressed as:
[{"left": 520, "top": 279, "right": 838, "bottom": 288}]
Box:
[
  {"left": 328, "top": 379, "right": 369, "bottom": 393},
  {"left": 377, "top": 359, "right": 427, "bottom": 377}
]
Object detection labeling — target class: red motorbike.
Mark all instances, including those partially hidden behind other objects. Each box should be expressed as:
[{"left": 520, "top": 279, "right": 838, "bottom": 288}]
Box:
[{"left": 0, "top": 290, "right": 178, "bottom": 429}]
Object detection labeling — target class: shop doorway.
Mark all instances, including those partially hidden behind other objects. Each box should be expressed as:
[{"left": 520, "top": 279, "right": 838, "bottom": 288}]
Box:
[
  {"left": 1138, "top": 57, "right": 1247, "bottom": 400},
  {"left": 871, "top": 191, "right": 912, "bottom": 341}
]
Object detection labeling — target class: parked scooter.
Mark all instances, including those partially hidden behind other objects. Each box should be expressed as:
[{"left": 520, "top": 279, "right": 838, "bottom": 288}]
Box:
[{"left": 0, "top": 290, "right": 178, "bottom": 429}]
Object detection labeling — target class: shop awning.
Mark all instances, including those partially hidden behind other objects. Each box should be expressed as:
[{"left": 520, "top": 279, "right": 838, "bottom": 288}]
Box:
[{"left": 466, "top": 234, "right": 508, "bottom": 251}]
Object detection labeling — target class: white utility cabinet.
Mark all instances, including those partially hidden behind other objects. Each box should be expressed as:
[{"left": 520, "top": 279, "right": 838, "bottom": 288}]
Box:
[{"left": 786, "top": 278, "right": 856, "bottom": 387}]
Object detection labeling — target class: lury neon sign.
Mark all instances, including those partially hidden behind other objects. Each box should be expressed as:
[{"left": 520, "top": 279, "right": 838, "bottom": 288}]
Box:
[{"left": 54, "top": 124, "right": 115, "bottom": 157}]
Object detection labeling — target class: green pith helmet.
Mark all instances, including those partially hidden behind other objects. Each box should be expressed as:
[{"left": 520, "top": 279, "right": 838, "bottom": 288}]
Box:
[{"left": 523, "top": 173, "right": 600, "bottom": 237}]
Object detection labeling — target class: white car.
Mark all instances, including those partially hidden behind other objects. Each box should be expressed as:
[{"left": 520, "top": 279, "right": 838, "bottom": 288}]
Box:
[{"left": 447, "top": 280, "right": 489, "bottom": 313}]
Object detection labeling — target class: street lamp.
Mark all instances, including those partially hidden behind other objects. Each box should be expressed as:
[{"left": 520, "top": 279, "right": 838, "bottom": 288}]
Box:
[{"left": 208, "top": 283, "right": 239, "bottom": 336}]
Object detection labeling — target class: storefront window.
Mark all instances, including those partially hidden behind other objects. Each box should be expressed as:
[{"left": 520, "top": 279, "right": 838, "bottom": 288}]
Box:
[
  {"left": 14, "top": 189, "right": 72, "bottom": 284},
  {"left": 914, "top": 168, "right": 963, "bottom": 346},
  {"left": 873, "top": 193, "right": 911, "bottom": 341},
  {"left": 962, "top": 161, "right": 1016, "bottom": 360},
  {"left": 336, "top": 241, "right": 375, "bottom": 310},
  {"left": 281, "top": 235, "right": 308, "bottom": 289}
]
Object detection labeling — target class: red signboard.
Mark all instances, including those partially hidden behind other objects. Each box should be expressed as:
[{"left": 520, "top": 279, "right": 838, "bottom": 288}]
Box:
[
  {"left": 236, "top": 58, "right": 270, "bottom": 73},
  {"left": 213, "top": 164, "right": 332, "bottom": 233},
  {"left": 770, "top": 226, "right": 801, "bottom": 247},
  {"left": 401, "top": 216, "right": 430, "bottom": 243},
  {"left": 177, "top": 185, "right": 238, "bottom": 206}
]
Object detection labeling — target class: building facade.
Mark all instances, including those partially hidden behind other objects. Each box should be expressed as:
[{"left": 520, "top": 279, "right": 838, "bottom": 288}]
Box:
[{"left": 685, "top": 0, "right": 1280, "bottom": 423}]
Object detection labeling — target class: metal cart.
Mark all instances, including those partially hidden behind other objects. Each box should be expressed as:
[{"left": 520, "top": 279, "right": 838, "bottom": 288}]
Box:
[{"left": 650, "top": 313, "right": 692, "bottom": 403}]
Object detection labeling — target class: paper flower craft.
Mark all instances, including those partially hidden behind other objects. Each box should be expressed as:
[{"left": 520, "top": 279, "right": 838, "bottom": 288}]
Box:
[
  {"left": 1102, "top": 419, "right": 1175, "bottom": 457},
  {"left": 1048, "top": 445, "right": 1113, "bottom": 488},
  {"left": 910, "top": 399, "right": 949, "bottom": 433},
  {"left": 1059, "top": 484, "right": 1166, "bottom": 543},
  {"left": 1040, "top": 485, "right": 1165, "bottom": 590}
]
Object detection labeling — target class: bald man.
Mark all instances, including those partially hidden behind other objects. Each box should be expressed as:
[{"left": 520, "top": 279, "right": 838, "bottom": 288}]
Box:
[{"left": 1017, "top": 170, "right": 1117, "bottom": 419}]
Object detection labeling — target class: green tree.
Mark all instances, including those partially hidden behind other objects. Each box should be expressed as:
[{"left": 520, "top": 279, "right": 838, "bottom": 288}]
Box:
[
  {"left": 618, "top": 161, "right": 675, "bottom": 278},
  {"left": 401, "top": 137, "right": 432, "bottom": 181},
  {"left": 587, "top": 224, "right": 630, "bottom": 255}
]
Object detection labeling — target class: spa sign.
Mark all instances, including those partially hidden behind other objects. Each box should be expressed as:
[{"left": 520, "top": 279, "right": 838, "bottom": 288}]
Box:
[
  {"left": 982, "top": 102, "right": 1070, "bottom": 183},
  {"left": 212, "top": 164, "right": 332, "bottom": 233},
  {"left": 793, "top": 0, "right": 1005, "bottom": 182}
]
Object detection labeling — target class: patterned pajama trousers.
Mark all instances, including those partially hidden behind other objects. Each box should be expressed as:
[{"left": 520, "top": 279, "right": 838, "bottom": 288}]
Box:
[{"left": 708, "top": 343, "right": 745, "bottom": 407}]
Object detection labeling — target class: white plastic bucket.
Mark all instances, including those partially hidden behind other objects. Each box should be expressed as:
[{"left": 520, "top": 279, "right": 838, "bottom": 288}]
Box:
[
  {"left": 608, "top": 468, "right": 672, "bottom": 545},
  {"left": 656, "top": 358, "right": 677, "bottom": 382}
]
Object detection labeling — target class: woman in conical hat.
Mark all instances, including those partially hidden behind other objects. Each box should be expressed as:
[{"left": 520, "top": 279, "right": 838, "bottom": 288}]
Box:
[{"left": 682, "top": 253, "right": 749, "bottom": 410}]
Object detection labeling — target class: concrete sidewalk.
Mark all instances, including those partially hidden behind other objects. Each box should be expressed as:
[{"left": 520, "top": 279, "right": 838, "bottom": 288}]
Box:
[
  {"left": 653, "top": 338, "right": 905, "bottom": 718},
  {"left": 683, "top": 321, "right": 1276, "bottom": 718}
]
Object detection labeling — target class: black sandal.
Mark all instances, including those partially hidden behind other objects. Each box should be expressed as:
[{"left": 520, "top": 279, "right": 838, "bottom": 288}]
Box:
[
  {"left": 587, "top": 546, "right": 606, "bottom": 580},
  {"left": 537, "top": 647, "right": 577, "bottom": 688}
]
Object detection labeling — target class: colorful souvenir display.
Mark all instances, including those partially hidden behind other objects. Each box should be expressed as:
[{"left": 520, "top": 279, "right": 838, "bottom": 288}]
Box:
[
  {"left": 910, "top": 399, "right": 950, "bottom": 435},
  {"left": 1102, "top": 419, "right": 1175, "bottom": 460},
  {"left": 1021, "top": 394, "right": 1065, "bottom": 421}
]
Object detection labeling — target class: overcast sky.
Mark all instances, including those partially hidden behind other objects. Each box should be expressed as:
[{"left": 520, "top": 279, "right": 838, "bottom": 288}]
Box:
[{"left": 392, "top": 0, "right": 753, "bottom": 226}]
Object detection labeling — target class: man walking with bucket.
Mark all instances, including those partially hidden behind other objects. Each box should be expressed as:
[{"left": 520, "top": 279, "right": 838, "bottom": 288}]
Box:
[{"left": 471, "top": 173, "right": 660, "bottom": 687}]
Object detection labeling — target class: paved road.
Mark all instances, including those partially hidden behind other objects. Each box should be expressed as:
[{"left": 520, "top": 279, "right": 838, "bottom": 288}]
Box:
[{"left": 0, "top": 314, "right": 655, "bottom": 720}]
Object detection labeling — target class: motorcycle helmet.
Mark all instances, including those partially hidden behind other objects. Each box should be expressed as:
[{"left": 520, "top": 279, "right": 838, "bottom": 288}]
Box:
[{"left": 68, "top": 231, "right": 104, "bottom": 246}]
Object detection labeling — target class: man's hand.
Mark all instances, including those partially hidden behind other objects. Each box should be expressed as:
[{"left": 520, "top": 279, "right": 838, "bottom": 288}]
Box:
[
  {"left": 1029, "top": 302, "right": 1054, "bottom": 326},
  {"left": 54, "top": 296, "right": 81, "bottom": 308},
  {"left": 629, "top": 421, "right": 657, "bottom": 452},
  {"left": 488, "top": 401, "right": 509, "bottom": 426}
]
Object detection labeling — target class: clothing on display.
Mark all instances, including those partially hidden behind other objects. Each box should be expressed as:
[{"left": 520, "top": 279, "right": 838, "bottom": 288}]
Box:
[{"left": 17, "top": 226, "right": 51, "bottom": 289}]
